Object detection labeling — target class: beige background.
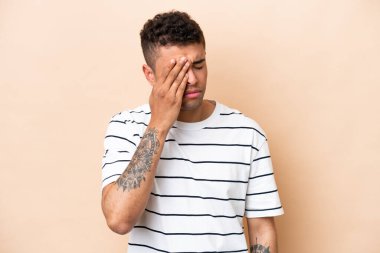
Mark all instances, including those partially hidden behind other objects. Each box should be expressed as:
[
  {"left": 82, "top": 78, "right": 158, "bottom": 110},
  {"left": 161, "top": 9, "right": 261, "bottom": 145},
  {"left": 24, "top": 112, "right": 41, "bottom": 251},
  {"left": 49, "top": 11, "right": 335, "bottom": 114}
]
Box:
[{"left": 1, "top": 0, "right": 380, "bottom": 252}]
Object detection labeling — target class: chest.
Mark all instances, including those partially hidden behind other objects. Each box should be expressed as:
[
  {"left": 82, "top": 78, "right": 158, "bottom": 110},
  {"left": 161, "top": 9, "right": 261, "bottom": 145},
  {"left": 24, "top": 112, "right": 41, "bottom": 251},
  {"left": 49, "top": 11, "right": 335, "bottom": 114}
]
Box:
[{"left": 155, "top": 129, "right": 254, "bottom": 200}]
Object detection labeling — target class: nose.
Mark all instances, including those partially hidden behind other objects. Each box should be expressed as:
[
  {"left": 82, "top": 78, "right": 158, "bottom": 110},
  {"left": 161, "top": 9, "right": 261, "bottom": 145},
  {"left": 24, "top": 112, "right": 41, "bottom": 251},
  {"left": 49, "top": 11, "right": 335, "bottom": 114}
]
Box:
[{"left": 187, "top": 68, "right": 197, "bottom": 85}]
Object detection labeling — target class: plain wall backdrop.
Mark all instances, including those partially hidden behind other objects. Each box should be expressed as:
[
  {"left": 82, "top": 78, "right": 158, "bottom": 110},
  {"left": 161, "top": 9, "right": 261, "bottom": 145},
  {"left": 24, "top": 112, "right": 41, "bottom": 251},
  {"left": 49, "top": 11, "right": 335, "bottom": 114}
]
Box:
[{"left": 1, "top": 0, "right": 379, "bottom": 252}]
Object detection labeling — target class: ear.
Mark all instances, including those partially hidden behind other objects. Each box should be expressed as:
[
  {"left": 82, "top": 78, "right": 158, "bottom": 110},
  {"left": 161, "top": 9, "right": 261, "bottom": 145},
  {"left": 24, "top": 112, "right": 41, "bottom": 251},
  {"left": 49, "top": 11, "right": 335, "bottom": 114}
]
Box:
[{"left": 142, "top": 64, "right": 156, "bottom": 86}]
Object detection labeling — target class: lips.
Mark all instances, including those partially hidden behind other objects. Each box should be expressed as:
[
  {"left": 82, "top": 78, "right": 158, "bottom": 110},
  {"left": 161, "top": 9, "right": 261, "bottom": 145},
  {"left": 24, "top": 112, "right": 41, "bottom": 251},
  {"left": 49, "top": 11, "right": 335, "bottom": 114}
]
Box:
[{"left": 184, "top": 90, "right": 202, "bottom": 98}]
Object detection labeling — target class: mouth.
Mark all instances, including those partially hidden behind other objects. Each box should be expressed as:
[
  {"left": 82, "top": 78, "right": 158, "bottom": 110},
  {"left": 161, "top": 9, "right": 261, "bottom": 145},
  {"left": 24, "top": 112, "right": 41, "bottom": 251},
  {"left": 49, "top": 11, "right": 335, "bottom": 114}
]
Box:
[{"left": 183, "top": 90, "right": 202, "bottom": 99}]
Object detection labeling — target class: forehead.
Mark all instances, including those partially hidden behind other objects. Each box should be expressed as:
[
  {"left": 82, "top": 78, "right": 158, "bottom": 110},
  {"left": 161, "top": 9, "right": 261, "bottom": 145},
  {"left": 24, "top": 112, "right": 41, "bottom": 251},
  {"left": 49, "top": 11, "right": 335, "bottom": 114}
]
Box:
[{"left": 155, "top": 44, "right": 206, "bottom": 66}]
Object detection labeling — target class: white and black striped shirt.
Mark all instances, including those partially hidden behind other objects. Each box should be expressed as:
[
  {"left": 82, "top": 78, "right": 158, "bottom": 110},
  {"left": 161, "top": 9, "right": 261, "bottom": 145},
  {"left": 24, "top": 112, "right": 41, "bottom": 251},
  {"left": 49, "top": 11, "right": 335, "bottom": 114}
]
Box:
[{"left": 102, "top": 101, "right": 284, "bottom": 252}]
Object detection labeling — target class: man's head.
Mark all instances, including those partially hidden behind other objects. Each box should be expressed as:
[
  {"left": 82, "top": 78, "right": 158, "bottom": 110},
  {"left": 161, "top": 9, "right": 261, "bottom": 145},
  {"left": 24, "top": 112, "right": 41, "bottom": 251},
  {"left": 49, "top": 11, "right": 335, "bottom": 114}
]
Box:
[
  {"left": 140, "top": 11, "right": 205, "bottom": 71},
  {"left": 140, "top": 11, "right": 209, "bottom": 115}
]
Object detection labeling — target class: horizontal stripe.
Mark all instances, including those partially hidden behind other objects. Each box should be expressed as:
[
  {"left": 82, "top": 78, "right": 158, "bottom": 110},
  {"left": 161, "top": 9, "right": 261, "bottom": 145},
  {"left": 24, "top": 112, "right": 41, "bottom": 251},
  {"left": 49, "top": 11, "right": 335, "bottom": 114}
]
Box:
[
  {"left": 105, "top": 135, "right": 136, "bottom": 146},
  {"left": 246, "top": 189, "right": 278, "bottom": 196},
  {"left": 134, "top": 225, "right": 244, "bottom": 236},
  {"left": 102, "top": 174, "right": 121, "bottom": 182},
  {"left": 109, "top": 120, "right": 125, "bottom": 124},
  {"left": 203, "top": 126, "right": 266, "bottom": 138},
  {"left": 220, "top": 112, "right": 242, "bottom": 115},
  {"left": 125, "top": 120, "right": 148, "bottom": 126},
  {"left": 129, "top": 110, "right": 151, "bottom": 114},
  {"left": 103, "top": 150, "right": 129, "bottom": 158},
  {"left": 249, "top": 172, "right": 274, "bottom": 180},
  {"left": 160, "top": 157, "right": 250, "bottom": 166},
  {"left": 178, "top": 143, "right": 259, "bottom": 151},
  {"left": 251, "top": 155, "right": 270, "bottom": 163},
  {"left": 102, "top": 159, "right": 130, "bottom": 169},
  {"left": 151, "top": 192, "right": 245, "bottom": 201},
  {"left": 128, "top": 243, "right": 247, "bottom": 253},
  {"left": 164, "top": 140, "right": 259, "bottom": 151},
  {"left": 155, "top": 175, "right": 248, "bottom": 184},
  {"left": 245, "top": 206, "right": 283, "bottom": 212},
  {"left": 110, "top": 119, "right": 148, "bottom": 126},
  {"left": 145, "top": 209, "right": 243, "bottom": 218}
]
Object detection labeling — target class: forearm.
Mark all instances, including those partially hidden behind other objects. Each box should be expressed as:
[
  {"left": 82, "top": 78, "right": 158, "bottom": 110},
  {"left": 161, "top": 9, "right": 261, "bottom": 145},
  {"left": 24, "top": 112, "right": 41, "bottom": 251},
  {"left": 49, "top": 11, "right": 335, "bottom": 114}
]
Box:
[
  {"left": 101, "top": 124, "right": 168, "bottom": 234},
  {"left": 248, "top": 217, "right": 278, "bottom": 253}
]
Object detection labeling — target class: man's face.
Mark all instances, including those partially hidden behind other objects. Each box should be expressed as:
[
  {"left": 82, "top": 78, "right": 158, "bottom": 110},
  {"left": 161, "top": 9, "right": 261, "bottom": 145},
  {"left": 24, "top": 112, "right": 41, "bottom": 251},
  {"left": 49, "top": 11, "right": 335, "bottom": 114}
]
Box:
[{"left": 153, "top": 43, "right": 207, "bottom": 112}]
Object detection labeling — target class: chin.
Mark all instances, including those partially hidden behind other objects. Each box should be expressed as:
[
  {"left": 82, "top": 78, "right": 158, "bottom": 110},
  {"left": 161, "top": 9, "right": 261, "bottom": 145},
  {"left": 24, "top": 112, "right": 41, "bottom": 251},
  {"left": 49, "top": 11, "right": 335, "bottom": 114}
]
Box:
[{"left": 180, "top": 98, "right": 204, "bottom": 111}]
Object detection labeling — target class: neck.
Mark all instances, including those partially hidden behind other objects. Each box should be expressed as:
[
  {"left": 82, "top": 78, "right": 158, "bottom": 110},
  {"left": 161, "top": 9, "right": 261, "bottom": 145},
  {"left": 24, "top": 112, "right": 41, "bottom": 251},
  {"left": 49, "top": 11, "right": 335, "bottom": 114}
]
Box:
[{"left": 177, "top": 100, "right": 215, "bottom": 123}]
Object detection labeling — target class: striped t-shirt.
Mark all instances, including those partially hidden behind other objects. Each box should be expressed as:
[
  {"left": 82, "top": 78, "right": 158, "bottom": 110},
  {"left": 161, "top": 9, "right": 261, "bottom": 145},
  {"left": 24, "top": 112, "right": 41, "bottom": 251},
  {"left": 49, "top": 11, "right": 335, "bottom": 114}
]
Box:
[{"left": 101, "top": 101, "right": 284, "bottom": 253}]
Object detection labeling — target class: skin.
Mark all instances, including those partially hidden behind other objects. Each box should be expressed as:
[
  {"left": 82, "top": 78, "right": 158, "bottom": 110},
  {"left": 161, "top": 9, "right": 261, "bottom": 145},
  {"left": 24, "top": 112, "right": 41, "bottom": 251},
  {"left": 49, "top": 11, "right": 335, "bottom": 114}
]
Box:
[
  {"left": 101, "top": 43, "right": 213, "bottom": 234},
  {"left": 101, "top": 42, "right": 279, "bottom": 252},
  {"left": 248, "top": 217, "right": 278, "bottom": 253},
  {"left": 143, "top": 43, "right": 214, "bottom": 123}
]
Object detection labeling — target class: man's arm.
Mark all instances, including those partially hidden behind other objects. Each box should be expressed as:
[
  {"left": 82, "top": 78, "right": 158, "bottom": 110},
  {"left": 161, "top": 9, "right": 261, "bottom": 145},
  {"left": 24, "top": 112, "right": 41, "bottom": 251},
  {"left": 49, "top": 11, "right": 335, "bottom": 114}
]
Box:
[
  {"left": 101, "top": 57, "right": 191, "bottom": 234},
  {"left": 247, "top": 217, "right": 278, "bottom": 253}
]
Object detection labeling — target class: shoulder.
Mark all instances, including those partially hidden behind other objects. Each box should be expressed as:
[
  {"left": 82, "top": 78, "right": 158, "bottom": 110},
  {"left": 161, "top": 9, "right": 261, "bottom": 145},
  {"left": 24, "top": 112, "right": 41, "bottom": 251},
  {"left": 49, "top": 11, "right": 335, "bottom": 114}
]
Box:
[
  {"left": 105, "top": 104, "right": 151, "bottom": 137},
  {"left": 109, "top": 104, "right": 151, "bottom": 124},
  {"left": 217, "top": 102, "right": 267, "bottom": 140}
]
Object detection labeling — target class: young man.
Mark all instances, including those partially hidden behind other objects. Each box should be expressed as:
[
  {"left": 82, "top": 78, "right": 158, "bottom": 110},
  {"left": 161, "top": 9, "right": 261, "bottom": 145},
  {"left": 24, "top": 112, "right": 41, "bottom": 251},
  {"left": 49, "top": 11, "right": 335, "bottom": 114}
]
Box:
[{"left": 101, "top": 11, "right": 284, "bottom": 253}]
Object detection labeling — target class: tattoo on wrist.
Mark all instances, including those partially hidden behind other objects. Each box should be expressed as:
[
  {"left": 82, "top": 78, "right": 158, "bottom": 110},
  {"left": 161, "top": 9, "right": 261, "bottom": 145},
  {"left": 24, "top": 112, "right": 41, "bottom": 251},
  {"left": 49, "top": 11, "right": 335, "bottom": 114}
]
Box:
[
  {"left": 250, "top": 237, "right": 270, "bottom": 253},
  {"left": 116, "top": 127, "right": 160, "bottom": 191}
]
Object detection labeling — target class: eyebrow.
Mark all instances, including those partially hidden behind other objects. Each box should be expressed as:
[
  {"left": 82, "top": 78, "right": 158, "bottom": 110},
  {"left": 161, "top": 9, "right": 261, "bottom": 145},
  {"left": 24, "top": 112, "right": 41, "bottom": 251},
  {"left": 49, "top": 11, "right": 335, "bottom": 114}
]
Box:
[{"left": 192, "top": 58, "right": 205, "bottom": 65}]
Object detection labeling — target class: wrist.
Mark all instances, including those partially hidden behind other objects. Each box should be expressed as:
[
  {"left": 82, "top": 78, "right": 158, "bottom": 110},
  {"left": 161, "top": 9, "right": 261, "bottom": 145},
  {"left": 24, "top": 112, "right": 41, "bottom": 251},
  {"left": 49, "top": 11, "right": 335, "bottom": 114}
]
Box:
[{"left": 147, "top": 122, "right": 170, "bottom": 138}]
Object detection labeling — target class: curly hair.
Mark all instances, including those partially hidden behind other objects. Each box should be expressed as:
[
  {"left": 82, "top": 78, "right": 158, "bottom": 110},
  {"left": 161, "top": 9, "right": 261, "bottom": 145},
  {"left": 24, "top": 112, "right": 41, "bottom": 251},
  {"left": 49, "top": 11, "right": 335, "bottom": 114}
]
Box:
[{"left": 140, "top": 11, "right": 206, "bottom": 70}]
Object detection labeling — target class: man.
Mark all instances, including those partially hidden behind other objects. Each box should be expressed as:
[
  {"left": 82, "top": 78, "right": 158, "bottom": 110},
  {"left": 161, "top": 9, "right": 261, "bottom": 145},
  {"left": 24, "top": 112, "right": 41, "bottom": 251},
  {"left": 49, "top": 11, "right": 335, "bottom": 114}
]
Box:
[{"left": 101, "top": 11, "right": 284, "bottom": 253}]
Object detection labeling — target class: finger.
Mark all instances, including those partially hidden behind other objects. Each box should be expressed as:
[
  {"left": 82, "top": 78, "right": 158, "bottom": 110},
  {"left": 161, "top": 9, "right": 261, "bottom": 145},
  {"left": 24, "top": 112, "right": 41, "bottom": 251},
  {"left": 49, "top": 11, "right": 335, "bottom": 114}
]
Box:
[
  {"left": 175, "top": 73, "right": 188, "bottom": 100},
  {"left": 169, "top": 60, "right": 191, "bottom": 95},
  {"left": 163, "top": 56, "right": 188, "bottom": 90},
  {"left": 157, "top": 58, "right": 176, "bottom": 84}
]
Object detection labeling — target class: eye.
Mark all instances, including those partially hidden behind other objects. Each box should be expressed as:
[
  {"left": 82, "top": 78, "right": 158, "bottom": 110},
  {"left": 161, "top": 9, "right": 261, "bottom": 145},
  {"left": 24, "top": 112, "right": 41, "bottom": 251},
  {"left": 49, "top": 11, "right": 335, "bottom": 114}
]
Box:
[{"left": 193, "top": 65, "right": 204, "bottom": 70}]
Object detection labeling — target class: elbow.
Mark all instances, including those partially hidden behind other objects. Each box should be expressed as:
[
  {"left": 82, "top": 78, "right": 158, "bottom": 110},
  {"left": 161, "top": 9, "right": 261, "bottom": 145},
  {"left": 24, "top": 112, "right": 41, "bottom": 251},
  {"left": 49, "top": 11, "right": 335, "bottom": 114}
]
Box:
[
  {"left": 103, "top": 208, "right": 136, "bottom": 235},
  {"left": 101, "top": 185, "right": 138, "bottom": 235},
  {"left": 106, "top": 217, "right": 134, "bottom": 235}
]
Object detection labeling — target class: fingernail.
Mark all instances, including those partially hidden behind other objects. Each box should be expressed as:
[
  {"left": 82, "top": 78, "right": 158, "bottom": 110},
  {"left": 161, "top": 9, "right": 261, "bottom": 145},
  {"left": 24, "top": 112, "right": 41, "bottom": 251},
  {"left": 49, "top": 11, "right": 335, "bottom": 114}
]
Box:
[
  {"left": 170, "top": 59, "right": 175, "bottom": 64},
  {"left": 181, "top": 57, "right": 187, "bottom": 63}
]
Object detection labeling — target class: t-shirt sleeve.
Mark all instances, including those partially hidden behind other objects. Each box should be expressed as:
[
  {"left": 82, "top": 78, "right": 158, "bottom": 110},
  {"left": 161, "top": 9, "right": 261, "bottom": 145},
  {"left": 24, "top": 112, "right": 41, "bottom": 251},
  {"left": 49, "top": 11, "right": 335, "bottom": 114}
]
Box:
[
  {"left": 245, "top": 139, "right": 284, "bottom": 218},
  {"left": 101, "top": 112, "right": 140, "bottom": 190}
]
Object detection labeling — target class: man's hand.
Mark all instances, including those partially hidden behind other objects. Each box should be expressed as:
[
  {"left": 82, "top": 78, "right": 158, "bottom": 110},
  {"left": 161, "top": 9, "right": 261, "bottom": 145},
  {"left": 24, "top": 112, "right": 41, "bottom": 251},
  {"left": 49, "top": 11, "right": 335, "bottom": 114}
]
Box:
[{"left": 149, "top": 56, "right": 190, "bottom": 131}]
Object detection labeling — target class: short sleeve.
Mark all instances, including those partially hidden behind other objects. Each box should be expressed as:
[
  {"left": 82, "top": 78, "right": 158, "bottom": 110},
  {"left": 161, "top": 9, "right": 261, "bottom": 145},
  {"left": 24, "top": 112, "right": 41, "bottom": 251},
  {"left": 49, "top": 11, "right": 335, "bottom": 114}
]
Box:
[
  {"left": 101, "top": 112, "right": 141, "bottom": 189},
  {"left": 245, "top": 140, "right": 284, "bottom": 218}
]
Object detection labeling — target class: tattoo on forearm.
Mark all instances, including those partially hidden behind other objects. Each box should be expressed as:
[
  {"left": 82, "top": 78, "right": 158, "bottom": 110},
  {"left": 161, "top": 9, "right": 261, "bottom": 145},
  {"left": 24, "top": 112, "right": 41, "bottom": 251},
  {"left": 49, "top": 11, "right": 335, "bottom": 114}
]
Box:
[
  {"left": 250, "top": 237, "right": 270, "bottom": 253},
  {"left": 116, "top": 128, "right": 160, "bottom": 192}
]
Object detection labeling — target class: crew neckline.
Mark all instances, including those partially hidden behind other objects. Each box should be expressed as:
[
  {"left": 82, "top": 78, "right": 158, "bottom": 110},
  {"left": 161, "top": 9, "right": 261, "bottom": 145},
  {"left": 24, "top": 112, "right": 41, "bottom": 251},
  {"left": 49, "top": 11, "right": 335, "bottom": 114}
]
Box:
[{"left": 173, "top": 101, "right": 220, "bottom": 130}]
